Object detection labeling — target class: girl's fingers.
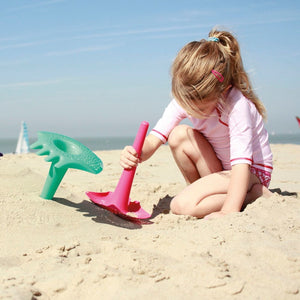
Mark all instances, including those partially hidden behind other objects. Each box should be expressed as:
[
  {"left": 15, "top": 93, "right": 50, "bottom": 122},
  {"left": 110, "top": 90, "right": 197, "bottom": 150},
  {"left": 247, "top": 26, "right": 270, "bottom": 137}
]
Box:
[{"left": 120, "top": 146, "right": 139, "bottom": 169}]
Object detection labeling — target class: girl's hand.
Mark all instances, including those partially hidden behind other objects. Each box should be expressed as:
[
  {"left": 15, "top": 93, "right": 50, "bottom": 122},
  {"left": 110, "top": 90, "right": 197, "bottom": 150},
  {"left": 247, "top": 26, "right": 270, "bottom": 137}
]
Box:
[
  {"left": 204, "top": 211, "right": 229, "bottom": 220},
  {"left": 120, "top": 146, "right": 140, "bottom": 169}
]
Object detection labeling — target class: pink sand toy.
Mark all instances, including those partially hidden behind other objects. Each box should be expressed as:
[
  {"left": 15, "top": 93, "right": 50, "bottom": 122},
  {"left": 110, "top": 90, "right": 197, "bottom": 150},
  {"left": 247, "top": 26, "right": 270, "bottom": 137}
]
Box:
[{"left": 86, "top": 121, "right": 151, "bottom": 220}]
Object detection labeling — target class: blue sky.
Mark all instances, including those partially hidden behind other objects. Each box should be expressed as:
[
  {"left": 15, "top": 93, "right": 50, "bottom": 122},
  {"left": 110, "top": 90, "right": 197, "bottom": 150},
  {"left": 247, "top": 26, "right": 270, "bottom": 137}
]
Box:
[{"left": 1, "top": 0, "right": 299, "bottom": 139}]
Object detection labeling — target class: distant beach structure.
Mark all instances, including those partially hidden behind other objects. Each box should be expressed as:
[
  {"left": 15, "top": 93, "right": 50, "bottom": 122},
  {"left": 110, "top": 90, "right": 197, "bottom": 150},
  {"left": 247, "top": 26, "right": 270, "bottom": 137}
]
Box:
[{"left": 15, "top": 121, "right": 30, "bottom": 154}]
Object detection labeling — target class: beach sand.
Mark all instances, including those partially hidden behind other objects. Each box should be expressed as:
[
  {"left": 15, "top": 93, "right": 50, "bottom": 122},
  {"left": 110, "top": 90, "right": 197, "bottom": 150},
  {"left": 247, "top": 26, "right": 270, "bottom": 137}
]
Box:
[{"left": 0, "top": 144, "right": 299, "bottom": 299}]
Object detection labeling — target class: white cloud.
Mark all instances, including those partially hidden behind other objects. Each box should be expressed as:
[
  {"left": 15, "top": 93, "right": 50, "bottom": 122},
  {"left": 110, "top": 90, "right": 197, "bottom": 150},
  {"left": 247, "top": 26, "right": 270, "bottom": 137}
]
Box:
[
  {"left": 0, "top": 24, "right": 208, "bottom": 53},
  {"left": 0, "top": 40, "right": 50, "bottom": 51},
  {"left": 0, "top": 59, "right": 29, "bottom": 67},
  {"left": 0, "top": 78, "right": 71, "bottom": 88},
  {"left": 71, "top": 24, "right": 211, "bottom": 41},
  {"left": 45, "top": 44, "right": 118, "bottom": 56},
  {"left": 7, "top": 0, "right": 67, "bottom": 12}
]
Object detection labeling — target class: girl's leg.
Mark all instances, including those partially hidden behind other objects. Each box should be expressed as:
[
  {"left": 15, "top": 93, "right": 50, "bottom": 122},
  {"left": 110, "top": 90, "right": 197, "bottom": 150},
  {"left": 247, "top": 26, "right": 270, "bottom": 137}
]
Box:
[
  {"left": 168, "top": 124, "right": 268, "bottom": 218},
  {"left": 170, "top": 171, "right": 261, "bottom": 218},
  {"left": 168, "top": 125, "right": 223, "bottom": 184},
  {"left": 243, "top": 183, "right": 273, "bottom": 207}
]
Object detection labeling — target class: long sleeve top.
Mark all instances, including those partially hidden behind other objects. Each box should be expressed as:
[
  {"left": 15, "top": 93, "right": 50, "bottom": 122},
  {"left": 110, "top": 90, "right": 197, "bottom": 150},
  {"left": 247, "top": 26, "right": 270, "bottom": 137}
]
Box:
[{"left": 150, "top": 87, "right": 273, "bottom": 172}]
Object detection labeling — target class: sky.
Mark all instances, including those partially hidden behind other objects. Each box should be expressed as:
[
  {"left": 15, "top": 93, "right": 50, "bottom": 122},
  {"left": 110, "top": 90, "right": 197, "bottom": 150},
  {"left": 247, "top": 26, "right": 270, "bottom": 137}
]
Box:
[{"left": 0, "top": 0, "right": 299, "bottom": 139}]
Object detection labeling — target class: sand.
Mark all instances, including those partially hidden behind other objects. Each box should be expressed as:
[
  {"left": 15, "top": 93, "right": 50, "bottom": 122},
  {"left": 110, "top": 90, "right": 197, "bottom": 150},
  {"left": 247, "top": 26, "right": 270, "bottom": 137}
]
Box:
[{"left": 0, "top": 144, "right": 299, "bottom": 299}]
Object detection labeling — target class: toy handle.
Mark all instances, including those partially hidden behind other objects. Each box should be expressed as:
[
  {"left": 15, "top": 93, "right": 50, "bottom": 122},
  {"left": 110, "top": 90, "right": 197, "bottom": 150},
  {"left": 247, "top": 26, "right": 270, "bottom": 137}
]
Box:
[
  {"left": 112, "top": 121, "right": 149, "bottom": 205},
  {"left": 132, "top": 121, "right": 149, "bottom": 158}
]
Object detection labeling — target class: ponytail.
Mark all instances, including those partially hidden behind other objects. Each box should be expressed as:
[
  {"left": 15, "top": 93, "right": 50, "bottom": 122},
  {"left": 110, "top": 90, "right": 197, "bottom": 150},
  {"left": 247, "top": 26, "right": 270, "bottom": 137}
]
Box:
[
  {"left": 172, "top": 28, "right": 267, "bottom": 120},
  {"left": 209, "top": 29, "right": 266, "bottom": 119}
]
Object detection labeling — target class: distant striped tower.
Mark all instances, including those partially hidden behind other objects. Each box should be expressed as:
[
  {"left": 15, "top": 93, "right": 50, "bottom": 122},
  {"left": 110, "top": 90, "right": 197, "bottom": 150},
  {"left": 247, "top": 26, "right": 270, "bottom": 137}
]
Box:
[{"left": 15, "top": 121, "right": 30, "bottom": 154}]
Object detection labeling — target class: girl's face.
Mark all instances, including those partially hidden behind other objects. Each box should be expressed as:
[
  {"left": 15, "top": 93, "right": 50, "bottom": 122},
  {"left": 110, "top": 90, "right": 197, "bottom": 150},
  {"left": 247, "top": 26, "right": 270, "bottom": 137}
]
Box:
[
  {"left": 182, "top": 85, "right": 231, "bottom": 118},
  {"left": 192, "top": 99, "right": 219, "bottom": 117},
  {"left": 183, "top": 98, "right": 219, "bottom": 119}
]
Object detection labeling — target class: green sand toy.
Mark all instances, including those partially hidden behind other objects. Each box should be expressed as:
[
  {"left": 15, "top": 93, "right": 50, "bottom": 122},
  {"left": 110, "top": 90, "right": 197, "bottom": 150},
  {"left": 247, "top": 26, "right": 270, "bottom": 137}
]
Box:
[{"left": 31, "top": 131, "right": 103, "bottom": 199}]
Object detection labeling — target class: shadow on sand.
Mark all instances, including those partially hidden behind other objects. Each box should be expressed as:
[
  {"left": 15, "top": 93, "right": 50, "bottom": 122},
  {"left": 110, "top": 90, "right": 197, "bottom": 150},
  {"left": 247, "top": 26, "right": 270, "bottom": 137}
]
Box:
[
  {"left": 52, "top": 194, "right": 176, "bottom": 229},
  {"left": 270, "top": 188, "right": 298, "bottom": 197},
  {"left": 53, "top": 197, "right": 144, "bottom": 229}
]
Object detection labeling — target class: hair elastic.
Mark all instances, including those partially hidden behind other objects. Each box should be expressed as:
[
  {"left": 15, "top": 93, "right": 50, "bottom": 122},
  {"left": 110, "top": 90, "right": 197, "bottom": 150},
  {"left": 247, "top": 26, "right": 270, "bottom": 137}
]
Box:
[
  {"left": 211, "top": 70, "right": 224, "bottom": 83},
  {"left": 207, "top": 37, "right": 219, "bottom": 42}
]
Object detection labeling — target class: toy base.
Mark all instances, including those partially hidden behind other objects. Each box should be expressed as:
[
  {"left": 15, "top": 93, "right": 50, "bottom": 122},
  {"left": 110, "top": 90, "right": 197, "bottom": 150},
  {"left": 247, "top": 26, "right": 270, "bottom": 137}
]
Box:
[{"left": 86, "top": 191, "right": 151, "bottom": 220}]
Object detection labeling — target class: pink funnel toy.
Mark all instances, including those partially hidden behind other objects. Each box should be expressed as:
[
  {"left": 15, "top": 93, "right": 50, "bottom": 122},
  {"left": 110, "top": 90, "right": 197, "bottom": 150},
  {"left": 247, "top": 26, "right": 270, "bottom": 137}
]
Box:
[{"left": 86, "top": 121, "right": 151, "bottom": 220}]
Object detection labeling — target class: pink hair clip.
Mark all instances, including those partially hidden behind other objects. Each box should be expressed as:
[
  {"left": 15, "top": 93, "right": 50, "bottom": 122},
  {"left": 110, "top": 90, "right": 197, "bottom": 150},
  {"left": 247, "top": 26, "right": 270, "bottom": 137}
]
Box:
[{"left": 211, "top": 70, "right": 224, "bottom": 83}]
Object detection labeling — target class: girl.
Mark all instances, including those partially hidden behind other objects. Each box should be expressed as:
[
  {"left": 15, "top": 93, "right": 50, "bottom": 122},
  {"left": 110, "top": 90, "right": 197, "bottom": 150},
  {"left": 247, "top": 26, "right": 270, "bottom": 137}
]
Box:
[{"left": 120, "top": 28, "right": 273, "bottom": 219}]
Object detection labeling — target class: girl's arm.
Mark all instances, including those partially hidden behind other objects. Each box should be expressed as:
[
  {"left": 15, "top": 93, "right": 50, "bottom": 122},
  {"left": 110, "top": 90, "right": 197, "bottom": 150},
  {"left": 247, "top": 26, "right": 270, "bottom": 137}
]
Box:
[
  {"left": 207, "top": 94, "right": 254, "bottom": 218},
  {"left": 120, "top": 99, "right": 186, "bottom": 169},
  {"left": 205, "top": 163, "right": 250, "bottom": 219},
  {"left": 140, "top": 134, "right": 164, "bottom": 162},
  {"left": 222, "top": 163, "right": 250, "bottom": 212},
  {"left": 120, "top": 134, "right": 163, "bottom": 169}
]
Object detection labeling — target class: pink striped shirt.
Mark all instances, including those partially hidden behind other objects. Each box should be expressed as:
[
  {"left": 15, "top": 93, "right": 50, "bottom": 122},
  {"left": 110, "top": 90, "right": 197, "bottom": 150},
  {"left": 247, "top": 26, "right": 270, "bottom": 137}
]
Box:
[{"left": 150, "top": 88, "right": 273, "bottom": 172}]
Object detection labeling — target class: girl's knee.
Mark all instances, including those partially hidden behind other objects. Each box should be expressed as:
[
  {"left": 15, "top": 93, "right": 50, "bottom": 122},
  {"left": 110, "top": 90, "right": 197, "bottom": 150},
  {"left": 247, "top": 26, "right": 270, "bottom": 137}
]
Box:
[
  {"left": 170, "top": 197, "right": 181, "bottom": 215},
  {"left": 168, "top": 125, "right": 192, "bottom": 148},
  {"left": 170, "top": 196, "right": 193, "bottom": 216}
]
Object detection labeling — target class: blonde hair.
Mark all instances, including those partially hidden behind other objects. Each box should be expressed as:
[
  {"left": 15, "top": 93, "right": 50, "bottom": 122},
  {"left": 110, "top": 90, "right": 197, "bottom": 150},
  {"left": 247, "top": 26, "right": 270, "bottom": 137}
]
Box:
[{"left": 171, "top": 28, "right": 266, "bottom": 119}]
